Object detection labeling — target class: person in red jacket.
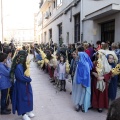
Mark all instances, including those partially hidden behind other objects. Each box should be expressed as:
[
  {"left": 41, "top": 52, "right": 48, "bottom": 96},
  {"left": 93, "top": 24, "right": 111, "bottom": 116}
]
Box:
[{"left": 83, "top": 43, "right": 91, "bottom": 57}]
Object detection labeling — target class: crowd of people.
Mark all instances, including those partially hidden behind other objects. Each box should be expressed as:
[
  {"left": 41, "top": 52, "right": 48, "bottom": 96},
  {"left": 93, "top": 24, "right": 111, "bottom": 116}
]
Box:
[
  {"left": 0, "top": 40, "right": 120, "bottom": 120},
  {"left": 34, "top": 40, "right": 120, "bottom": 119},
  {"left": 0, "top": 41, "right": 34, "bottom": 120}
]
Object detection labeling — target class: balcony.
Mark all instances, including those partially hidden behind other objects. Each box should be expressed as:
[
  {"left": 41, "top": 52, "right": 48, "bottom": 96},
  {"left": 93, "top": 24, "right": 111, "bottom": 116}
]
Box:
[
  {"left": 84, "top": 3, "right": 120, "bottom": 20},
  {"left": 39, "top": 0, "right": 53, "bottom": 12}
]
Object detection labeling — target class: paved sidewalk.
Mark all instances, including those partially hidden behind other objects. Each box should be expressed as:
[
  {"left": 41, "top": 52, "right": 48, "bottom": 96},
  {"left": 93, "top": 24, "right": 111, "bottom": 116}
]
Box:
[{"left": 0, "top": 58, "right": 114, "bottom": 120}]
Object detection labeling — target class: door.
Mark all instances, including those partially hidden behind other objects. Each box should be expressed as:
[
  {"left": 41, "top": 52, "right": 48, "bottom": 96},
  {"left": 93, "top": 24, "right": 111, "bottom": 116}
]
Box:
[{"left": 101, "top": 20, "right": 115, "bottom": 44}]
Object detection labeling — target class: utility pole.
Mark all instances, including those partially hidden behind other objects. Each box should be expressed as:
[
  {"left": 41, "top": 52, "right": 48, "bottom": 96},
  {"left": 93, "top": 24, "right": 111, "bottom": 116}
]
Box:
[{"left": 1, "top": 0, "right": 4, "bottom": 43}]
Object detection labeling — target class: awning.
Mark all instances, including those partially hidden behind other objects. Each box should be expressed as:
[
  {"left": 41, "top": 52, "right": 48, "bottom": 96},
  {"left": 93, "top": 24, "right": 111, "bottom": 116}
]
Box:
[{"left": 84, "top": 3, "right": 120, "bottom": 20}]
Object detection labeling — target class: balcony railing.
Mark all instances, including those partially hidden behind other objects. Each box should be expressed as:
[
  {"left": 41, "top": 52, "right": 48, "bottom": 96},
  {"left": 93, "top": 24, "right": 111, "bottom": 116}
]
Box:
[{"left": 39, "top": 0, "right": 53, "bottom": 11}]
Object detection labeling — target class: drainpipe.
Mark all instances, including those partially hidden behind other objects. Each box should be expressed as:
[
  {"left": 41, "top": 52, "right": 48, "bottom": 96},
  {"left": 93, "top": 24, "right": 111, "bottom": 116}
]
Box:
[{"left": 80, "top": 0, "right": 83, "bottom": 43}]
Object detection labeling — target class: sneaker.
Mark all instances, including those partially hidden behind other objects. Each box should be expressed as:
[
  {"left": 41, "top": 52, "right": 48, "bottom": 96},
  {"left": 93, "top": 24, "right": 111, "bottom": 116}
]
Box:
[
  {"left": 27, "top": 111, "right": 35, "bottom": 118},
  {"left": 22, "top": 114, "right": 31, "bottom": 120}
]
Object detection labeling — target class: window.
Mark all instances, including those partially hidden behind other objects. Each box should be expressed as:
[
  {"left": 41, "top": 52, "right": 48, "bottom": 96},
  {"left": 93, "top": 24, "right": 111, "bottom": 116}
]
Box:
[
  {"left": 44, "top": 32, "right": 47, "bottom": 43},
  {"left": 74, "top": 13, "right": 80, "bottom": 43},
  {"left": 49, "top": 7, "right": 51, "bottom": 16},
  {"left": 101, "top": 20, "right": 115, "bottom": 44},
  {"left": 41, "top": 34, "right": 43, "bottom": 43},
  {"left": 49, "top": 29, "right": 52, "bottom": 40},
  {"left": 66, "top": 32, "right": 69, "bottom": 44},
  {"left": 57, "top": 0, "right": 62, "bottom": 7},
  {"left": 53, "top": 1, "right": 56, "bottom": 8},
  {"left": 58, "top": 23, "right": 62, "bottom": 45}
]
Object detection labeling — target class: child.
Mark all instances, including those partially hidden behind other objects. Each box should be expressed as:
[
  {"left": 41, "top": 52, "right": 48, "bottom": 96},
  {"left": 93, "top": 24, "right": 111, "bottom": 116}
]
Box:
[
  {"left": 48, "top": 52, "right": 55, "bottom": 82},
  {"left": 0, "top": 53, "right": 11, "bottom": 115},
  {"left": 11, "top": 50, "right": 34, "bottom": 120},
  {"left": 53, "top": 53, "right": 60, "bottom": 86},
  {"left": 107, "top": 54, "right": 118, "bottom": 103},
  {"left": 57, "top": 55, "right": 66, "bottom": 92}
]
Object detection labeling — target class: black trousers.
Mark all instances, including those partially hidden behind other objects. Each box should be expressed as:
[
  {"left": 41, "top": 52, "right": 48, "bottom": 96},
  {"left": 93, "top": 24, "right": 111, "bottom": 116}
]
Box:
[{"left": 1, "top": 89, "right": 8, "bottom": 111}]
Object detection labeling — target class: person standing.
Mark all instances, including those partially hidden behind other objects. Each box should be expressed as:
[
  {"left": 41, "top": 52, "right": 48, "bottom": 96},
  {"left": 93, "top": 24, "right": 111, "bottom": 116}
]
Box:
[
  {"left": 70, "top": 51, "right": 78, "bottom": 94},
  {"left": 91, "top": 52, "right": 113, "bottom": 113},
  {"left": 57, "top": 55, "right": 67, "bottom": 92},
  {"left": 6, "top": 49, "right": 12, "bottom": 68},
  {"left": 0, "top": 53, "right": 11, "bottom": 115},
  {"left": 10, "top": 50, "right": 34, "bottom": 120},
  {"left": 72, "top": 46, "right": 93, "bottom": 112},
  {"left": 107, "top": 54, "right": 118, "bottom": 102}
]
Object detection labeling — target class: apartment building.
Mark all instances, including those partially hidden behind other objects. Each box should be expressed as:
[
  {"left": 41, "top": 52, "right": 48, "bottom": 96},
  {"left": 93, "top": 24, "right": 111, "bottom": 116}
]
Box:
[
  {"left": 4, "top": 29, "right": 34, "bottom": 45},
  {"left": 37, "top": 0, "right": 120, "bottom": 45},
  {"left": 34, "top": 13, "right": 39, "bottom": 43}
]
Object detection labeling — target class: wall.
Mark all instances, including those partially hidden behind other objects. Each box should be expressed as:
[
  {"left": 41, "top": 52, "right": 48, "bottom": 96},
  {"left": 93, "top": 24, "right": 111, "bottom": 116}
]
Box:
[
  {"left": 83, "top": 12, "right": 120, "bottom": 44},
  {"left": 39, "top": 0, "right": 81, "bottom": 44},
  {"left": 38, "top": 0, "right": 120, "bottom": 44},
  {"left": 83, "top": 0, "right": 120, "bottom": 19}
]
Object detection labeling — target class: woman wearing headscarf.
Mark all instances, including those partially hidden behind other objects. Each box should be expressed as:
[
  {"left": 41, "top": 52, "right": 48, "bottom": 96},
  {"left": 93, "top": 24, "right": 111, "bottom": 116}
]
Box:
[
  {"left": 72, "top": 46, "right": 93, "bottom": 112},
  {"left": 91, "top": 51, "right": 113, "bottom": 113},
  {"left": 10, "top": 50, "right": 34, "bottom": 120}
]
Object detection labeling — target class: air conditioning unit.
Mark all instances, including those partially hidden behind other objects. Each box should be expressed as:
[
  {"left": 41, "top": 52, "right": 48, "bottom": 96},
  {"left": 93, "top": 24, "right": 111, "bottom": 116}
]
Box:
[{"left": 44, "top": 12, "right": 49, "bottom": 19}]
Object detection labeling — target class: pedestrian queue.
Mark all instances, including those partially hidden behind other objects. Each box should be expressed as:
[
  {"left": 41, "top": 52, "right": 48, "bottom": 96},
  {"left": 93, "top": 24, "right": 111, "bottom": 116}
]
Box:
[{"left": 35, "top": 41, "right": 120, "bottom": 114}]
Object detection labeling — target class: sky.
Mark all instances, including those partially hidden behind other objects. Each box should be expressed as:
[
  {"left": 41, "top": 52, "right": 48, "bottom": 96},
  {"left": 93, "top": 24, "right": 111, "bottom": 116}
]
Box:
[{"left": 3, "top": 0, "right": 40, "bottom": 30}]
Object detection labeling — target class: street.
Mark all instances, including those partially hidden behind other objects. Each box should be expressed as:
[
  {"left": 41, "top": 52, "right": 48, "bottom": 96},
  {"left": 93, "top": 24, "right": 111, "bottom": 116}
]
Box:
[{"left": 0, "top": 56, "right": 109, "bottom": 120}]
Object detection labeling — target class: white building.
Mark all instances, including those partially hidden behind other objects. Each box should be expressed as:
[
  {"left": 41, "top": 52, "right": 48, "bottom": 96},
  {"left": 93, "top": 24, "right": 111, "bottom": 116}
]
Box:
[
  {"left": 37, "top": 0, "right": 120, "bottom": 45},
  {"left": 4, "top": 29, "right": 34, "bottom": 45},
  {"left": 34, "top": 13, "right": 38, "bottom": 43}
]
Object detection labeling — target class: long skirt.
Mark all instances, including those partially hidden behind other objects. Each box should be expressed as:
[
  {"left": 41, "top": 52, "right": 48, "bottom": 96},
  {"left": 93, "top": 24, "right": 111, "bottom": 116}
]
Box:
[
  {"left": 72, "top": 67, "right": 91, "bottom": 112},
  {"left": 48, "top": 66, "right": 54, "bottom": 78}
]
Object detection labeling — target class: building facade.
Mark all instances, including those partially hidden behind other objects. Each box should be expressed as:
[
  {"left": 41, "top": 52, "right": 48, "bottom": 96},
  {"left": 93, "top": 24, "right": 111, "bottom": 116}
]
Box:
[
  {"left": 37, "top": 0, "right": 120, "bottom": 45},
  {"left": 4, "top": 29, "right": 34, "bottom": 46},
  {"left": 34, "top": 13, "right": 38, "bottom": 43}
]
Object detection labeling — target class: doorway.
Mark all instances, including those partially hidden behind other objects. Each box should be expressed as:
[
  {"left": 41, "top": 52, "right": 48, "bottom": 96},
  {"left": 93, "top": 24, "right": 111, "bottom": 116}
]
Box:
[{"left": 101, "top": 20, "right": 115, "bottom": 44}]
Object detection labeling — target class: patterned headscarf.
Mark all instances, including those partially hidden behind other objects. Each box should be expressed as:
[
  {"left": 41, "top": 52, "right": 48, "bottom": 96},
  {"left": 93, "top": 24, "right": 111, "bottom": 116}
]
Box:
[{"left": 10, "top": 50, "right": 28, "bottom": 82}]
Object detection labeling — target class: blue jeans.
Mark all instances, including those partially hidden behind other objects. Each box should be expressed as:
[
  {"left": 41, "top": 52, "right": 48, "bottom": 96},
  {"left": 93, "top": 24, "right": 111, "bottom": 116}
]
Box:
[{"left": 1, "top": 89, "right": 8, "bottom": 111}]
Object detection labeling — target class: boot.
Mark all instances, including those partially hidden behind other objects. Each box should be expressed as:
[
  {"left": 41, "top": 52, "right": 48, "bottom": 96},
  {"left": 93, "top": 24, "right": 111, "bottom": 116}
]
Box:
[
  {"left": 63, "top": 80, "right": 66, "bottom": 92},
  {"left": 59, "top": 81, "right": 62, "bottom": 91}
]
